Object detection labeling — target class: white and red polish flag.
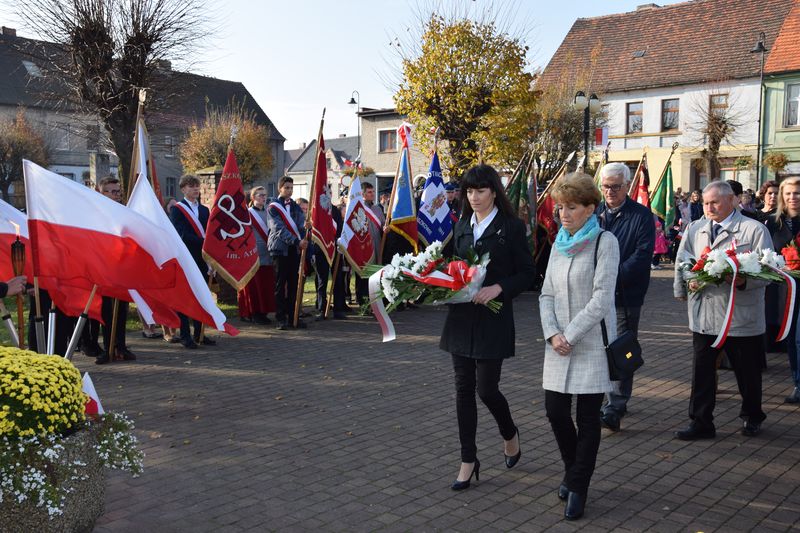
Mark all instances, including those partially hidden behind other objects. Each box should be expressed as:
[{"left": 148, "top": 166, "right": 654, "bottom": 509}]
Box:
[
  {"left": 127, "top": 173, "right": 238, "bottom": 335},
  {"left": 82, "top": 372, "right": 104, "bottom": 415},
  {"left": 23, "top": 159, "right": 179, "bottom": 295}
]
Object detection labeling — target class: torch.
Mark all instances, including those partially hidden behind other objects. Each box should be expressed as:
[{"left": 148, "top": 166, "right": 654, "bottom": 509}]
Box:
[{"left": 10, "top": 230, "right": 25, "bottom": 349}]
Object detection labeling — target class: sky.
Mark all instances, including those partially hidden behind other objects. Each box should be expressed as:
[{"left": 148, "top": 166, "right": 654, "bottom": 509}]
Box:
[{"left": 0, "top": 0, "right": 686, "bottom": 149}]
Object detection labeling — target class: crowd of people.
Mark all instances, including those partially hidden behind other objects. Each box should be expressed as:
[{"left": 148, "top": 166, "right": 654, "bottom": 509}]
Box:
[{"left": 9, "top": 159, "right": 798, "bottom": 522}]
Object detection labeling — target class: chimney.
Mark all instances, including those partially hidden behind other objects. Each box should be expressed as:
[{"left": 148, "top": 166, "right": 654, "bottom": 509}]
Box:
[
  {"left": 155, "top": 59, "right": 171, "bottom": 70},
  {"left": 2, "top": 27, "right": 17, "bottom": 37},
  {"left": 299, "top": 142, "right": 306, "bottom": 149},
  {"left": 339, "top": 134, "right": 346, "bottom": 138},
  {"left": 636, "top": 3, "right": 660, "bottom": 10}
]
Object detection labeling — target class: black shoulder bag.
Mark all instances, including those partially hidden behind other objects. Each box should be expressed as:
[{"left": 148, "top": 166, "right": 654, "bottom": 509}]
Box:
[{"left": 594, "top": 231, "right": 644, "bottom": 381}]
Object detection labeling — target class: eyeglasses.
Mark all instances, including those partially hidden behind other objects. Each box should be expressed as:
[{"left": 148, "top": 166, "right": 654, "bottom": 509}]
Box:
[
  {"left": 601, "top": 184, "right": 623, "bottom": 192},
  {"left": 254, "top": 193, "right": 267, "bottom": 197}
]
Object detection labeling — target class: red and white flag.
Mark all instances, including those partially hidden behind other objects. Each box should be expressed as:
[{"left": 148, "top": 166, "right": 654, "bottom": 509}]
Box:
[
  {"left": 23, "top": 160, "right": 179, "bottom": 296},
  {"left": 202, "top": 149, "right": 259, "bottom": 291},
  {"left": 338, "top": 177, "right": 382, "bottom": 276},
  {"left": 630, "top": 153, "right": 651, "bottom": 208},
  {"left": 82, "top": 372, "right": 104, "bottom": 415},
  {"left": 310, "top": 131, "right": 337, "bottom": 265},
  {"left": 127, "top": 174, "right": 238, "bottom": 335}
]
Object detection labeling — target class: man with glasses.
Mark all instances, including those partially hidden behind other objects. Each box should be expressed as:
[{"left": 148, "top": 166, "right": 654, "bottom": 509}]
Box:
[{"left": 596, "top": 163, "right": 655, "bottom": 431}]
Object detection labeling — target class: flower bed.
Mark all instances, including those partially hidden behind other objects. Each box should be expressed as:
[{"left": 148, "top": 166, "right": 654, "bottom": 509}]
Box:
[{"left": 0, "top": 348, "right": 143, "bottom": 531}]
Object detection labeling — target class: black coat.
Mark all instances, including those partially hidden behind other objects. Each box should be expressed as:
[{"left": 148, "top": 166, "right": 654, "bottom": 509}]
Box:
[
  {"left": 439, "top": 212, "right": 535, "bottom": 359},
  {"left": 765, "top": 213, "right": 800, "bottom": 251}
]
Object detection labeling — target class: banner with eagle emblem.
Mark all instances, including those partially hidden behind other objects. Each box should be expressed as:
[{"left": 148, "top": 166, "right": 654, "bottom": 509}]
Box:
[{"left": 338, "top": 177, "right": 383, "bottom": 276}]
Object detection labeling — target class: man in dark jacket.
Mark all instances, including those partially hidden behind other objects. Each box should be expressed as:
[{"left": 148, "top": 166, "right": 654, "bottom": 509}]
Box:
[
  {"left": 597, "top": 162, "right": 656, "bottom": 431},
  {"left": 170, "top": 175, "right": 214, "bottom": 349}
]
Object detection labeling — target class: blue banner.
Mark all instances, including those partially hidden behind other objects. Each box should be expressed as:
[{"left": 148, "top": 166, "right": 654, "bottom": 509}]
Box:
[{"left": 416, "top": 151, "right": 453, "bottom": 247}]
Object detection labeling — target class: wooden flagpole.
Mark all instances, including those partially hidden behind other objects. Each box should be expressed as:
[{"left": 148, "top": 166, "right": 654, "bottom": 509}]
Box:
[
  {"left": 627, "top": 146, "right": 648, "bottom": 196},
  {"left": 504, "top": 150, "right": 532, "bottom": 193},
  {"left": 536, "top": 151, "right": 576, "bottom": 206},
  {"left": 648, "top": 142, "right": 680, "bottom": 197},
  {"left": 109, "top": 89, "right": 148, "bottom": 361},
  {"left": 378, "top": 142, "right": 404, "bottom": 263},
  {"left": 293, "top": 109, "right": 326, "bottom": 327}
]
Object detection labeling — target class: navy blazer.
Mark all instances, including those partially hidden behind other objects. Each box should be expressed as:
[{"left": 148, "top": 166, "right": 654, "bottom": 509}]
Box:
[
  {"left": 597, "top": 198, "right": 655, "bottom": 308},
  {"left": 170, "top": 199, "right": 210, "bottom": 273}
]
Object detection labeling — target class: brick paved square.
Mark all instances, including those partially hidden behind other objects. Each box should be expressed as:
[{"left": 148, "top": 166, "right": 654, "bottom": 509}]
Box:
[{"left": 74, "top": 273, "right": 800, "bottom": 531}]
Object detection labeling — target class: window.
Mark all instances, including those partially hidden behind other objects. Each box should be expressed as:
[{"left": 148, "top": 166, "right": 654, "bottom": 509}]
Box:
[
  {"left": 378, "top": 129, "right": 397, "bottom": 153},
  {"left": 786, "top": 84, "right": 800, "bottom": 128},
  {"left": 54, "top": 124, "right": 71, "bottom": 151},
  {"left": 709, "top": 94, "right": 728, "bottom": 117},
  {"left": 164, "top": 135, "right": 175, "bottom": 158},
  {"left": 86, "top": 125, "right": 100, "bottom": 151},
  {"left": 165, "top": 177, "right": 177, "bottom": 198},
  {"left": 626, "top": 102, "right": 643, "bottom": 134},
  {"left": 661, "top": 99, "right": 679, "bottom": 131},
  {"left": 22, "top": 60, "right": 42, "bottom": 77}
]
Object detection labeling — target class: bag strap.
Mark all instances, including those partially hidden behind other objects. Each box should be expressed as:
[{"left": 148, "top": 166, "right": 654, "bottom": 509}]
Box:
[{"left": 594, "top": 231, "right": 611, "bottom": 347}]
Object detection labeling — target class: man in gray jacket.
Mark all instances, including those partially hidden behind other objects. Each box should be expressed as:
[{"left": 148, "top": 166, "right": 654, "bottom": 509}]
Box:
[{"left": 673, "top": 181, "right": 772, "bottom": 439}]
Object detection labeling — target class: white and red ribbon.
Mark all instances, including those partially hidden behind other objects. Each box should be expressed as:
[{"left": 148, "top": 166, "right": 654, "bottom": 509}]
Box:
[
  {"left": 175, "top": 201, "right": 205, "bottom": 239},
  {"left": 711, "top": 254, "right": 739, "bottom": 349},
  {"left": 268, "top": 201, "right": 301, "bottom": 240},
  {"left": 765, "top": 264, "right": 796, "bottom": 342},
  {"left": 249, "top": 207, "right": 270, "bottom": 242},
  {"left": 368, "top": 267, "right": 396, "bottom": 342}
]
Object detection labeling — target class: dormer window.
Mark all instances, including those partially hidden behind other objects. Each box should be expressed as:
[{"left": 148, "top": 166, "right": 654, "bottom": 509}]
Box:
[{"left": 22, "top": 60, "right": 42, "bottom": 77}]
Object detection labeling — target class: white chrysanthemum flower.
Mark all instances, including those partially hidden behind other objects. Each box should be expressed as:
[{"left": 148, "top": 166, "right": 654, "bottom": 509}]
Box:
[
  {"left": 759, "top": 248, "right": 786, "bottom": 269},
  {"left": 737, "top": 251, "right": 762, "bottom": 274},
  {"left": 704, "top": 249, "right": 731, "bottom": 277}
]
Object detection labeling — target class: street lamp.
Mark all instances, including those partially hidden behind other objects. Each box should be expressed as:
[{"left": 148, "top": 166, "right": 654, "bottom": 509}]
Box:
[
  {"left": 750, "top": 31, "right": 768, "bottom": 185},
  {"left": 573, "top": 91, "right": 601, "bottom": 162},
  {"left": 347, "top": 90, "right": 361, "bottom": 160}
]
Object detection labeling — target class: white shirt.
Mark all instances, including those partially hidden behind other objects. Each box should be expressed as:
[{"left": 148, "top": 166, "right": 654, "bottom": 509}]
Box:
[
  {"left": 185, "top": 199, "right": 199, "bottom": 216},
  {"left": 713, "top": 209, "right": 736, "bottom": 234},
  {"left": 470, "top": 206, "right": 498, "bottom": 244}
]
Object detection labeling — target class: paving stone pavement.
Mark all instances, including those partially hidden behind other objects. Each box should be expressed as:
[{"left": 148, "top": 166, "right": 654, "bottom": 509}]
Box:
[{"left": 74, "top": 271, "right": 800, "bottom": 532}]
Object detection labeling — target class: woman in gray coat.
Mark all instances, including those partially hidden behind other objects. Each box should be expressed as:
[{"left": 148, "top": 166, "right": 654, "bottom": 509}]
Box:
[{"left": 539, "top": 173, "right": 620, "bottom": 520}]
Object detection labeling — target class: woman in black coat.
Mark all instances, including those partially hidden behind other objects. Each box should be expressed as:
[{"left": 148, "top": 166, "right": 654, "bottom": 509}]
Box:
[{"left": 440, "top": 164, "right": 536, "bottom": 490}]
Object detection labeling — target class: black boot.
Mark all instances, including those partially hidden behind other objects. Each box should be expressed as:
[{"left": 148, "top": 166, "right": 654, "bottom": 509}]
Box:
[{"left": 564, "top": 491, "right": 586, "bottom": 520}]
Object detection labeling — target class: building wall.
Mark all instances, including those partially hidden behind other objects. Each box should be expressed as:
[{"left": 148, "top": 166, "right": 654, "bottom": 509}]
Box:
[
  {"left": 763, "top": 73, "right": 800, "bottom": 180},
  {"left": 599, "top": 79, "right": 762, "bottom": 192},
  {"left": 360, "top": 114, "right": 430, "bottom": 180}
]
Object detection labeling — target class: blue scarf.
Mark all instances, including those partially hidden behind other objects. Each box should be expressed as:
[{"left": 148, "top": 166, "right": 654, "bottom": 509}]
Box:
[{"left": 554, "top": 215, "right": 601, "bottom": 258}]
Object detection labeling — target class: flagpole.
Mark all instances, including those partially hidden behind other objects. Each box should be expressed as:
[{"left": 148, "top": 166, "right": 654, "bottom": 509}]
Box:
[
  {"left": 294, "top": 109, "right": 326, "bottom": 328},
  {"left": 648, "top": 142, "right": 680, "bottom": 198},
  {"left": 33, "top": 277, "right": 45, "bottom": 352},
  {"left": 324, "top": 252, "right": 341, "bottom": 319},
  {"left": 0, "top": 301, "right": 19, "bottom": 347},
  {"left": 64, "top": 285, "right": 98, "bottom": 361},
  {"left": 504, "top": 150, "right": 532, "bottom": 193},
  {"left": 378, "top": 146, "right": 404, "bottom": 263},
  {"left": 628, "top": 147, "right": 648, "bottom": 196},
  {"left": 108, "top": 89, "right": 148, "bottom": 361},
  {"left": 536, "top": 151, "right": 575, "bottom": 206}
]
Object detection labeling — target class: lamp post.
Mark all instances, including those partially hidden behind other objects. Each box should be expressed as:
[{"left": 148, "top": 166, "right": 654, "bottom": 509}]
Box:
[
  {"left": 347, "top": 90, "right": 361, "bottom": 161},
  {"left": 573, "top": 91, "right": 601, "bottom": 163},
  {"left": 750, "top": 32, "right": 768, "bottom": 185}
]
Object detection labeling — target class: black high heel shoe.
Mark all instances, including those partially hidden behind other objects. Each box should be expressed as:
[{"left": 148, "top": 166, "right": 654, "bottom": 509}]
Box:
[
  {"left": 504, "top": 429, "right": 521, "bottom": 469},
  {"left": 451, "top": 459, "right": 480, "bottom": 491},
  {"left": 557, "top": 483, "right": 569, "bottom": 501}
]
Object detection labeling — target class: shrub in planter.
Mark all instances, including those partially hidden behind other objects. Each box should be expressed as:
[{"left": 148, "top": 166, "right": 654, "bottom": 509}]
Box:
[{"left": 0, "top": 348, "right": 143, "bottom": 529}]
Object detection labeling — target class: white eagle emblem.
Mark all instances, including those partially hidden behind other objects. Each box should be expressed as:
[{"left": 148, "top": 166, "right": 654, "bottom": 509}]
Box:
[
  {"left": 351, "top": 207, "right": 369, "bottom": 235},
  {"left": 319, "top": 184, "right": 332, "bottom": 211}
]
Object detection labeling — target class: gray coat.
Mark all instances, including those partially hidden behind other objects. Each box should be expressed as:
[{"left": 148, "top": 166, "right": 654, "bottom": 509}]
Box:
[
  {"left": 673, "top": 210, "right": 773, "bottom": 337},
  {"left": 539, "top": 231, "right": 619, "bottom": 394}
]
